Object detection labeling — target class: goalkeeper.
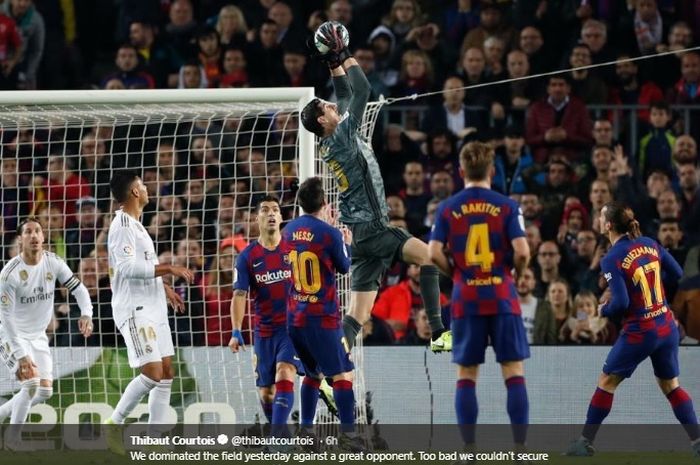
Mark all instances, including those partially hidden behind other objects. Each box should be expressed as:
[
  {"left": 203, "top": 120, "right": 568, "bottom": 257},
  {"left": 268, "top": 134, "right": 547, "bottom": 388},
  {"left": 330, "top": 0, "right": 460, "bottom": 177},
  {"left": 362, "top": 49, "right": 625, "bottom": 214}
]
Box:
[{"left": 300, "top": 22, "right": 450, "bottom": 353}]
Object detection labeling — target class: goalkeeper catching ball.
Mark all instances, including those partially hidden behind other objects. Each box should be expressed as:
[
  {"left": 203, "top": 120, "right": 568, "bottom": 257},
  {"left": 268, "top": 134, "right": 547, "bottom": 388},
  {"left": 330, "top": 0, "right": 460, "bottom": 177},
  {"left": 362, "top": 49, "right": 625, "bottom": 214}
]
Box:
[{"left": 300, "top": 21, "right": 451, "bottom": 353}]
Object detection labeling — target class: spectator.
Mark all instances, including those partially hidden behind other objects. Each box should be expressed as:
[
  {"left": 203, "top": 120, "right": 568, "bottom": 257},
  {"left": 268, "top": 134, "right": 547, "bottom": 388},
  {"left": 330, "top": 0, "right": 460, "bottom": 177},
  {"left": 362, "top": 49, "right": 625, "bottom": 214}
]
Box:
[
  {"left": 518, "top": 26, "right": 550, "bottom": 75},
  {"left": 379, "top": 124, "right": 422, "bottom": 193},
  {"left": 0, "top": 156, "right": 30, "bottom": 237},
  {"left": 585, "top": 145, "right": 614, "bottom": 184},
  {"left": 401, "top": 308, "right": 432, "bottom": 345},
  {"left": 219, "top": 47, "right": 249, "bottom": 88},
  {"left": 560, "top": 291, "right": 617, "bottom": 344},
  {"left": 653, "top": 21, "right": 693, "bottom": 89},
  {"left": 525, "top": 74, "right": 594, "bottom": 163},
  {"left": 626, "top": 0, "right": 668, "bottom": 56},
  {"left": 525, "top": 224, "right": 543, "bottom": 261},
  {"left": 214, "top": 5, "right": 249, "bottom": 47},
  {"left": 461, "top": 4, "right": 514, "bottom": 53},
  {"left": 2, "top": 0, "right": 43, "bottom": 89},
  {"left": 361, "top": 315, "right": 396, "bottom": 346},
  {"left": 658, "top": 218, "right": 687, "bottom": 276},
  {"left": 520, "top": 192, "right": 543, "bottom": 228},
  {"left": 608, "top": 53, "right": 663, "bottom": 124},
  {"left": 677, "top": 162, "right": 699, "bottom": 223},
  {"left": 177, "top": 60, "right": 207, "bottom": 88},
  {"left": 372, "top": 264, "right": 449, "bottom": 341},
  {"left": 673, "top": 135, "right": 698, "bottom": 166},
  {"left": 101, "top": 43, "right": 155, "bottom": 89},
  {"left": 392, "top": 49, "right": 434, "bottom": 97},
  {"left": 386, "top": 194, "right": 406, "bottom": 221},
  {"left": 557, "top": 200, "right": 590, "bottom": 261},
  {"left": 494, "top": 50, "right": 541, "bottom": 126},
  {"left": 483, "top": 36, "right": 506, "bottom": 80},
  {"left": 517, "top": 267, "right": 557, "bottom": 344},
  {"left": 637, "top": 100, "right": 675, "bottom": 181},
  {"left": 37, "top": 203, "right": 66, "bottom": 259},
  {"left": 654, "top": 189, "right": 682, "bottom": 229},
  {"left": 458, "top": 47, "right": 492, "bottom": 107},
  {"left": 281, "top": 47, "right": 314, "bottom": 88},
  {"left": 592, "top": 119, "right": 615, "bottom": 148},
  {"left": 545, "top": 278, "right": 573, "bottom": 336},
  {"left": 579, "top": 19, "right": 614, "bottom": 78},
  {"left": 571, "top": 229, "right": 604, "bottom": 295},
  {"left": 429, "top": 170, "right": 454, "bottom": 202},
  {"left": 672, "top": 272, "right": 700, "bottom": 342},
  {"left": 368, "top": 25, "right": 399, "bottom": 88},
  {"left": 0, "top": 9, "right": 22, "bottom": 89},
  {"left": 203, "top": 239, "right": 241, "bottom": 345},
  {"left": 568, "top": 43, "right": 607, "bottom": 104},
  {"left": 667, "top": 51, "right": 700, "bottom": 105},
  {"left": 78, "top": 133, "right": 114, "bottom": 207},
  {"left": 524, "top": 159, "right": 575, "bottom": 238},
  {"left": 381, "top": 0, "right": 424, "bottom": 46},
  {"left": 37, "top": 154, "right": 91, "bottom": 227},
  {"left": 159, "top": 249, "right": 205, "bottom": 346},
  {"left": 399, "top": 161, "right": 431, "bottom": 235},
  {"left": 421, "top": 75, "right": 487, "bottom": 140},
  {"left": 165, "top": 0, "right": 197, "bottom": 63},
  {"left": 354, "top": 45, "right": 389, "bottom": 99},
  {"left": 65, "top": 196, "right": 101, "bottom": 269},
  {"left": 400, "top": 22, "right": 452, "bottom": 85},
  {"left": 492, "top": 125, "right": 534, "bottom": 195},
  {"left": 535, "top": 241, "right": 564, "bottom": 298},
  {"left": 247, "top": 19, "right": 284, "bottom": 87},
  {"left": 267, "top": 1, "right": 304, "bottom": 50},
  {"left": 196, "top": 26, "right": 222, "bottom": 87},
  {"left": 129, "top": 20, "right": 178, "bottom": 88},
  {"left": 442, "top": 0, "right": 481, "bottom": 46},
  {"left": 589, "top": 179, "right": 613, "bottom": 232}
]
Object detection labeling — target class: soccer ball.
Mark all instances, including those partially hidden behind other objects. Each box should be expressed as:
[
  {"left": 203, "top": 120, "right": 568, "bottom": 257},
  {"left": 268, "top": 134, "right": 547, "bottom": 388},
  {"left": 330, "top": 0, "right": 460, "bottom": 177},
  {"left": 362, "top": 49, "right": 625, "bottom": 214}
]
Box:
[{"left": 314, "top": 21, "right": 350, "bottom": 54}]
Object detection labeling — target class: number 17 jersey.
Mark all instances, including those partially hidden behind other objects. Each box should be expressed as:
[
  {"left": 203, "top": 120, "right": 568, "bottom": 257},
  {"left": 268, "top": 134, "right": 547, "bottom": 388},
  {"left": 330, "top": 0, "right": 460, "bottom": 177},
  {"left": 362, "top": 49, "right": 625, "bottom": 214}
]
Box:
[
  {"left": 431, "top": 187, "right": 525, "bottom": 318},
  {"left": 281, "top": 215, "right": 351, "bottom": 329}
]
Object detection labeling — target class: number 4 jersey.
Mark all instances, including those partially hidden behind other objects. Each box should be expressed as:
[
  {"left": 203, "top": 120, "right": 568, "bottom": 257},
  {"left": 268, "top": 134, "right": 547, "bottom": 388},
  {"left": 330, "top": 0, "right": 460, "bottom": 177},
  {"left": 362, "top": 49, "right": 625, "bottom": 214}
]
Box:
[
  {"left": 431, "top": 186, "right": 525, "bottom": 318},
  {"left": 281, "top": 215, "right": 351, "bottom": 329}
]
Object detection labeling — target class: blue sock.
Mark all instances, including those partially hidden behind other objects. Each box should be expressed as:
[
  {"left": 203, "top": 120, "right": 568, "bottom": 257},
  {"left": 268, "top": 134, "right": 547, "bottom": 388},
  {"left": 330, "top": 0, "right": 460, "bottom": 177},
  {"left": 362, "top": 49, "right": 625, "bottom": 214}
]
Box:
[
  {"left": 260, "top": 401, "right": 273, "bottom": 423},
  {"left": 582, "top": 388, "right": 613, "bottom": 442},
  {"left": 505, "top": 376, "right": 529, "bottom": 444},
  {"left": 667, "top": 387, "right": 700, "bottom": 441},
  {"left": 300, "top": 377, "right": 320, "bottom": 426},
  {"left": 333, "top": 380, "right": 355, "bottom": 433},
  {"left": 455, "top": 379, "right": 478, "bottom": 445},
  {"left": 272, "top": 380, "right": 294, "bottom": 436}
]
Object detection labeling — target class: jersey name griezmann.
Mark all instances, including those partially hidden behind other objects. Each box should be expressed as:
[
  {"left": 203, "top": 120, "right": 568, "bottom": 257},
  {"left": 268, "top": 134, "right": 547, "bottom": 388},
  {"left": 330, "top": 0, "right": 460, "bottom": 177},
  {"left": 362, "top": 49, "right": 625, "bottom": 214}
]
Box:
[{"left": 621, "top": 246, "right": 659, "bottom": 270}]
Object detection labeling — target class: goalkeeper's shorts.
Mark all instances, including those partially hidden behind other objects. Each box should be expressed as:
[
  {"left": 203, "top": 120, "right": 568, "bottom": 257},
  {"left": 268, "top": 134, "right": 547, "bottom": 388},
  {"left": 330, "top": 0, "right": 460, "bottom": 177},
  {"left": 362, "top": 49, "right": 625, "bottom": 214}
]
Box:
[{"left": 349, "top": 219, "right": 412, "bottom": 292}]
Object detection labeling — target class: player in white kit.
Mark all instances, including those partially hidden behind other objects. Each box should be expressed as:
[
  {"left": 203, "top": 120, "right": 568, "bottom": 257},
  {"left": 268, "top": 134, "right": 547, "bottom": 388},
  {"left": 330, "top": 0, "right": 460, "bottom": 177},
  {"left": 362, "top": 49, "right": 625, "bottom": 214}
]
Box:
[
  {"left": 0, "top": 217, "right": 94, "bottom": 444},
  {"left": 105, "top": 171, "right": 193, "bottom": 451}
]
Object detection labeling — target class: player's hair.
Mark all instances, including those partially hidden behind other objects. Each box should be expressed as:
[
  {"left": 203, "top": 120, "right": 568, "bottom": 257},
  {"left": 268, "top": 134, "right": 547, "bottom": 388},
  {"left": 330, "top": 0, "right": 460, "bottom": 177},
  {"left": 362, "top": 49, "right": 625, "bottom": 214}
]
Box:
[
  {"left": 459, "top": 141, "right": 494, "bottom": 181},
  {"left": 16, "top": 216, "right": 42, "bottom": 236},
  {"left": 257, "top": 194, "right": 281, "bottom": 211},
  {"left": 602, "top": 201, "right": 641, "bottom": 239},
  {"left": 297, "top": 176, "right": 326, "bottom": 214},
  {"left": 300, "top": 98, "right": 325, "bottom": 137},
  {"left": 110, "top": 170, "right": 140, "bottom": 203}
]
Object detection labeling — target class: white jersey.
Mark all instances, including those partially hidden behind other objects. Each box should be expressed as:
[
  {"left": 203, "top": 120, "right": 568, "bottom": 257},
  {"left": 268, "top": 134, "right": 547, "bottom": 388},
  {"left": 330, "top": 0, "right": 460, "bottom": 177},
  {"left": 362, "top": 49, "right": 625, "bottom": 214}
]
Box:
[
  {"left": 108, "top": 209, "right": 168, "bottom": 329},
  {"left": 0, "top": 252, "right": 77, "bottom": 338}
]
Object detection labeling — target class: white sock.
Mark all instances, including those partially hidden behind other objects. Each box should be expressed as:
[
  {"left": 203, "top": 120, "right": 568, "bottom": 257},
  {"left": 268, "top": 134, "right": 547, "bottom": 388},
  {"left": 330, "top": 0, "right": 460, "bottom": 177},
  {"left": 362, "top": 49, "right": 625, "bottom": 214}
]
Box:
[
  {"left": 10, "top": 378, "right": 39, "bottom": 424},
  {"left": 111, "top": 374, "right": 158, "bottom": 424},
  {"left": 0, "top": 396, "right": 16, "bottom": 421},
  {"left": 0, "top": 385, "right": 52, "bottom": 422},
  {"left": 148, "top": 379, "right": 173, "bottom": 424}
]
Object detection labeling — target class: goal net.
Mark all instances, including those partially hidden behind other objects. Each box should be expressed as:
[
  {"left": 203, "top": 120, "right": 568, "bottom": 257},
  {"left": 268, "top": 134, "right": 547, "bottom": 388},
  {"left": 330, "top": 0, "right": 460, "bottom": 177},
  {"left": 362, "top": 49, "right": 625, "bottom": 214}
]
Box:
[{"left": 0, "top": 88, "right": 382, "bottom": 426}]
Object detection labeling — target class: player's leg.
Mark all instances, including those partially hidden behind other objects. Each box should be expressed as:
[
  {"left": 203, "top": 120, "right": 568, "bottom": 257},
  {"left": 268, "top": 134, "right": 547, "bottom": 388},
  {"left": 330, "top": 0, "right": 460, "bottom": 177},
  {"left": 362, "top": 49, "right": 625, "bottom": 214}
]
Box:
[
  {"left": 344, "top": 290, "right": 377, "bottom": 349},
  {"left": 651, "top": 326, "right": 700, "bottom": 449},
  {"left": 272, "top": 362, "right": 297, "bottom": 427},
  {"left": 148, "top": 319, "right": 176, "bottom": 426},
  {"left": 254, "top": 335, "right": 276, "bottom": 423},
  {"left": 400, "top": 236, "right": 447, "bottom": 345},
  {"left": 258, "top": 386, "right": 275, "bottom": 423},
  {"left": 492, "top": 314, "right": 530, "bottom": 445},
  {"left": 456, "top": 364, "right": 479, "bottom": 446}
]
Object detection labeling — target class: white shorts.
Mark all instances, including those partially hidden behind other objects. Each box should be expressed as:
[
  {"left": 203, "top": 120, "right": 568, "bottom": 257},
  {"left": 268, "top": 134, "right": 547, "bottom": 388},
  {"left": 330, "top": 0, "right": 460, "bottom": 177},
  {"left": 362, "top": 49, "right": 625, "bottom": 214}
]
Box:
[
  {"left": 118, "top": 313, "right": 175, "bottom": 369},
  {"left": 0, "top": 326, "right": 53, "bottom": 380}
]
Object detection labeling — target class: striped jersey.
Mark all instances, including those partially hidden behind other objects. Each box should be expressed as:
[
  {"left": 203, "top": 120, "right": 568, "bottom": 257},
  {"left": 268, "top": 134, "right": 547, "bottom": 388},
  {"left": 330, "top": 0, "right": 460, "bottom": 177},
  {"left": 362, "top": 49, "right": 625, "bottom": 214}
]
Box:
[
  {"left": 107, "top": 209, "right": 168, "bottom": 329},
  {"left": 281, "top": 215, "right": 351, "bottom": 329},
  {"left": 0, "top": 251, "right": 80, "bottom": 339},
  {"left": 431, "top": 187, "right": 525, "bottom": 318},
  {"left": 233, "top": 240, "right": 290, "bottom": 337},
  {"left": 600, "top": 235, "right": 682, "bottom": 337}
]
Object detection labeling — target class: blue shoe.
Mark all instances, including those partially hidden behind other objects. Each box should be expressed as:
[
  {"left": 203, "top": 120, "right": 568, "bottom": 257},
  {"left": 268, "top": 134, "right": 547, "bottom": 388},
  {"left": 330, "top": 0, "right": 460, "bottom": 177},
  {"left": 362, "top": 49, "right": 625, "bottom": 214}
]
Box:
[{"left": 564, "top": 437, "right": 595, "bottom": 457}]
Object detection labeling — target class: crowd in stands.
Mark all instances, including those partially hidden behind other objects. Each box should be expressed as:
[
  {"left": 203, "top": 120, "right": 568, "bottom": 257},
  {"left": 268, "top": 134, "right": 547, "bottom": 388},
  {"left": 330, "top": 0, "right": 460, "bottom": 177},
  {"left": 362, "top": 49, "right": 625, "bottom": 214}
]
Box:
[{"left": 1, "top": 0, "right": 700, "bottom": 347}]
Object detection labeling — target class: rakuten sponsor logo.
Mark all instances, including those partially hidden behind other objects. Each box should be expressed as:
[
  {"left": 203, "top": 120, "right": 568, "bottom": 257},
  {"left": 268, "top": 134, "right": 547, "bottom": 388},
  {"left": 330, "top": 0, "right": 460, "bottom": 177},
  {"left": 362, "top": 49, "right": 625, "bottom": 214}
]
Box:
[{"left": 254, "top": 270, "right": 292, "bottom": 284}]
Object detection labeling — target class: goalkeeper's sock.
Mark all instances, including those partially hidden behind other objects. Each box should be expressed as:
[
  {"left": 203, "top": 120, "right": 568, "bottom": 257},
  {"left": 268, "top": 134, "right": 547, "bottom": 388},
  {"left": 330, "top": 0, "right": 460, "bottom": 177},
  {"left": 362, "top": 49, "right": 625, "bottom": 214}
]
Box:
[
  {"left": 148, "top": 379, "right": 173, "bottom": 425},
  {"left": 333, "top": 380, "right": 355, "bottom": 433},
  {"left": 10, "top": 378, "right": 39, "bottom": 424},
  {"left": 419, "top": 265, "right": 444, "bottom": 338},
  {"left": 666, "top": 387, "right": 700, "bottom": 441},
  {"left": 582, "top": 388, "right": 613, "bottom": 442},
  {"left": 300, "top": 377, "right": 320, "bottom": 426},
  {"left": 455, "top": 379, "right": 478, "bottom": 445},
  {"left": 111, "top": 374, "right": 158, "bottom": 424},
  {"left": 342, "top": 314, "right": 362, "bottom": 350},
  {"left": 260, "top": 401, "right": 273, "bottom": 423},
  {"left": 505, "top": 376, "right": 529, "bottom": 444}
]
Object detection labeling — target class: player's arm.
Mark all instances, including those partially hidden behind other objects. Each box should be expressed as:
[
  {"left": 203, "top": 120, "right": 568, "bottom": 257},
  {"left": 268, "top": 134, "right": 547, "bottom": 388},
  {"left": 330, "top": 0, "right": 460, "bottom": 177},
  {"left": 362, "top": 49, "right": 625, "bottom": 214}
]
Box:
[
  {"left": 110, "top": 225, "right": 193, "bottom": 282},
  {"left": 599, "top": 256, "right": 630, "bottom": 317},
  {"left": 229, "top": 254, "right": 250, "bottom": 352},
  {"left": 55, "top": 256, "right": 94, "bottom": 337},
  {"left": 0, "top": 278, "right": 27, "bottom": 360},
  {"left": 507, "top": 204, "right": 530, "bottom": 279},
  {"left": 330, "top": 228, "right": 352, "bottom": 274},
  {"left": 331, "top": 65, "right": 352, "bottom": 115},
  {"left": 428, "top": 201, "right": 453, "bottom": 276},
  {"left": 344, "top": 59, "right": 371, "bottom": 124}
]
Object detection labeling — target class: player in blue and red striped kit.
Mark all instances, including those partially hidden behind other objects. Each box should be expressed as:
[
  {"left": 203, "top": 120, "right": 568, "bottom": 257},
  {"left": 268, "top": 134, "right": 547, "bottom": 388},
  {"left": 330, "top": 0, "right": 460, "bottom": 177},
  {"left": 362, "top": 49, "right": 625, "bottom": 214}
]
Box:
[
  {"left": 228, "top": 196, "right": 301, "bottom": 430},
  {"left": 281, "top": 177, "right": 357, "bottom": 437},
  {"left": 567, "top": 202, "right": 700, "bottom": 457},
  {"left": 429, "top": 142, "right": 531, "bottom": 448}
]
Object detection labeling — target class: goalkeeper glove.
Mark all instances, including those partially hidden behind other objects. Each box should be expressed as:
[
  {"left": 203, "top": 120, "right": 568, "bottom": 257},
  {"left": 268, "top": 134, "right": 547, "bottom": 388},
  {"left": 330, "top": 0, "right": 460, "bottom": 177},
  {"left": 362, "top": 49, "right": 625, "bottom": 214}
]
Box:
[{"left": 311, "top": 23, "right": 352, "bottom": 69}]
